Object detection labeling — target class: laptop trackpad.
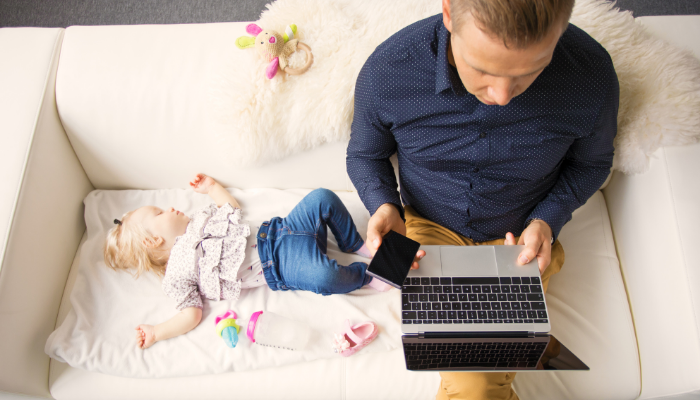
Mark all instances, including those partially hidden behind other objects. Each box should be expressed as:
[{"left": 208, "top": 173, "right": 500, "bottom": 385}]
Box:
[{"left": 440, "top": 246, "right": 498, "bottom": 276}]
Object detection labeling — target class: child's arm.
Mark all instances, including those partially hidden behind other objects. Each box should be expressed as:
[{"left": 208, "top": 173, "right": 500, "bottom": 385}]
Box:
[
  {"left": 189, "top": 173, "right": 240, "bottom": 208},
  {"left": 135, "top": 307, "right": 202, "bottom": 349}
]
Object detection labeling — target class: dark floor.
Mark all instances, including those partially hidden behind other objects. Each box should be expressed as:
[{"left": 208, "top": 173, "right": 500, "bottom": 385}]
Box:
[{"left": 0, "top": 0, "right": 698, "bottom": 28}]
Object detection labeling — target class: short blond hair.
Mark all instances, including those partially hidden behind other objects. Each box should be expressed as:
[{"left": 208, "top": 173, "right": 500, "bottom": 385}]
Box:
[
  {"left": 451, "top": 0, "right": 575, "bottom": 48},
  {"left": 104, "top": 210, "right": 169, "bottom": 277}
]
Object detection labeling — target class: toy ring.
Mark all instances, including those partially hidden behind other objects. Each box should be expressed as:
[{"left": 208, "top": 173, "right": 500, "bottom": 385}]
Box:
[{"left": 284, "top": 42, "right": 314, "bottom": 75}]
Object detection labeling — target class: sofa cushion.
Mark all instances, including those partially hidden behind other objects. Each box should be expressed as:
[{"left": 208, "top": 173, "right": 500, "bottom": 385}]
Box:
[
  {"left": 46, "top": 188, "right": 402, "bottom": 378},
  {"left": 49, "top": 190, "right": 638, "bottom": 399},
  {"left": 56, "top": 23, "right": 352, "bottom": 191},
  {"left": 513, "top": 191, "right": 640, "bottom": 399}
]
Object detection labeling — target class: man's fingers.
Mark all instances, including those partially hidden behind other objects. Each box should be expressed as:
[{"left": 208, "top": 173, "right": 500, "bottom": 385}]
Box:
[
  {"left": 504, "top": 232, "right": 516, "bottom": 245},
  {"left": 537, "top": 253, "right": 552, "bottom": 274},
  {"left": 518, "top": 244, "right": 538, "bottom": 265},
  {"left": 366, "top": 233, "right": 382, "bottom": 256},
  {"left": 411, "top": 250, "right": 426, "bottom": 270}
]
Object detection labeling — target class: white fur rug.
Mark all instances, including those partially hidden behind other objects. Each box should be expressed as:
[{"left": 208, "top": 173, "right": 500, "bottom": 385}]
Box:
[{"left": 212, "top": 0, "right": 700, "bottom": 174}]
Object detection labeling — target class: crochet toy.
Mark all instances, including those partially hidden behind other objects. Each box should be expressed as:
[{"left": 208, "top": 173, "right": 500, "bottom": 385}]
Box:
[
  {"left": 215, "top": 310, "right": 241, "bottom": 348},
  {"left": 235, "top": 23, "right": 314, "bottom": 79}
]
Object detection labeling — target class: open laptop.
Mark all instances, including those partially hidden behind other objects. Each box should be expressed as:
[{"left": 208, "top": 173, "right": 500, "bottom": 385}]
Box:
[{"left": 401, "top": 245, "right": 588, "bottom": 371}]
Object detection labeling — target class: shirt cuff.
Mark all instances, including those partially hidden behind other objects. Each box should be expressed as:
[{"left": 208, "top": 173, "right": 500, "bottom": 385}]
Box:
[
  {"left": 526, "top": 202, "right": 570, "bottom": 242},
  {"left": 364, "top": 188, "right": 405, "bottom": 222}
]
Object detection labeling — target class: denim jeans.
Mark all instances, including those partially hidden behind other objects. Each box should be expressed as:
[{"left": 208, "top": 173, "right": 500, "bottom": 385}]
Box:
[{"left": 257, "top": 188, "right": 372, "bottom": 295}]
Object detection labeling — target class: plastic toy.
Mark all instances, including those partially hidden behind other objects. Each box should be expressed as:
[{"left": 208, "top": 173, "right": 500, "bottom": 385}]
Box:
[
  {"left": 235, "top": 23, "right": 314, "bottom": 79},
  {"left": 215, "top": 310, "right": 241, "bottom": 348}
]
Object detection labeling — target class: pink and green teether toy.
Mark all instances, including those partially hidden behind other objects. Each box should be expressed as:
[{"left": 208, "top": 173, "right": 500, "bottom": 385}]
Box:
[{"left": 215, "top": 310, "right": 241, "bottom": 348}]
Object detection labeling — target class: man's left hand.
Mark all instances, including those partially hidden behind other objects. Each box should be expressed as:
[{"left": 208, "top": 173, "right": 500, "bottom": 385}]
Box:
[{"left": 504, "top": 219, "right": 553, "bottom": 275}]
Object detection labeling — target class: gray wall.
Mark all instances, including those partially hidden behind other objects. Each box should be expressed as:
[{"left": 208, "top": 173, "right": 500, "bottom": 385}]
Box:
[{"left": 1, "top": 0, "right": 699, "bottom": 28}]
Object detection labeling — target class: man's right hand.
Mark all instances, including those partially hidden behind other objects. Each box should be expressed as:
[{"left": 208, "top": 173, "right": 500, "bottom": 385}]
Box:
[{"left": 367, "top": 203, "right": 425, "bottom": 269}]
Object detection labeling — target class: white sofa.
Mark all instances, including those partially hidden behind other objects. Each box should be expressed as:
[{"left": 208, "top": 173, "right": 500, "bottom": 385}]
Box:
[{"left": 0, "top": 15, "right": 698, "bottom": 400}]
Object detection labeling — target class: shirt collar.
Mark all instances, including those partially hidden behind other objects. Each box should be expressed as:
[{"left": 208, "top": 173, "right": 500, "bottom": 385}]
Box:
[{"left": 435, "top": 23, "right": 467, "bottom": 96}]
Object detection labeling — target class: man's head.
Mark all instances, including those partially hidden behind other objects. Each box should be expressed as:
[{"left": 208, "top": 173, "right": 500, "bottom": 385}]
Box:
[{"left": 442, "top": 0, "right": 574, "bottom": 106}]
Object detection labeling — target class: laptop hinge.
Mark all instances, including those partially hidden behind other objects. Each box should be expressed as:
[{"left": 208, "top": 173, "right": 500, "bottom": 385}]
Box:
[{"left": 420, "top": 331, "right": 531, "bottom": 339}]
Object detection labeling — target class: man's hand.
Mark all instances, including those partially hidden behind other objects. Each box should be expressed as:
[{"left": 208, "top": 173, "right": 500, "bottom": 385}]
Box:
[
  {"left": 367, "top": 203, "right": 425, "bottom": 269},
  {"left": 506, "top": 220, "right": 553, "bottom": 274}
]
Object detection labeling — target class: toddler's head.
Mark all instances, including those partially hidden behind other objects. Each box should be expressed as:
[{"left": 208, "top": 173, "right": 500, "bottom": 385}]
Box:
[{"left": 104, "top": 206, "right": 190, "bottom": 277}]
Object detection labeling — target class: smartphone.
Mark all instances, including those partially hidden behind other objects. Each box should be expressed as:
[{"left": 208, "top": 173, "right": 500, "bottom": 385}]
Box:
[{"left": 366, "top": 230, "right": 421, "bottom": 288}]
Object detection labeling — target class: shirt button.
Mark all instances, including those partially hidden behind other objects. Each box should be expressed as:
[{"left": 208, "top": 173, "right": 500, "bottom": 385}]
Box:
[
  {"left": 466, "top": 221, "right": 473, "bottom": 227},
  {"left": 479, "top": 132, "right": 486, "bottom": 138},
  {"left": 472, "top": 167, "right": 479, "bottom": 173},
  {"left": 260, "top": 233, "right": 267, "bottom": 238}
]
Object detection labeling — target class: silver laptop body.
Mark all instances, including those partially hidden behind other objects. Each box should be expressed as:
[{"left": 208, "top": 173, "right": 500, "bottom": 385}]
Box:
[{"left": 401, "top": 245, "right": 551, "bottom": 335}]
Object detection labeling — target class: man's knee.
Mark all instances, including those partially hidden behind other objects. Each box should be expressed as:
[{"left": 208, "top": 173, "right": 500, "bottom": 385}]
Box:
[{"left": 438, "top": 372, "right": 518, "bottom": 400}]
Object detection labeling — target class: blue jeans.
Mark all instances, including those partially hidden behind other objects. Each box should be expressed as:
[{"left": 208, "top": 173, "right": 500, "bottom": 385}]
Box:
[{"left": 257, "top": 188, "right": 372, "bottom": 295}]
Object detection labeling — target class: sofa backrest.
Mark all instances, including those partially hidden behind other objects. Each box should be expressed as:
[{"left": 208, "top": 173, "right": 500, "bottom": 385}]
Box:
[{"left": 56, "top": 22, "right": 354, "bottom": 191}]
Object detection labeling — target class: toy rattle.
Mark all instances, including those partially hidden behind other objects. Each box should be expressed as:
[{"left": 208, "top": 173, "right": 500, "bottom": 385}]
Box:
[
  {"left": 235, "top": 23, "right": 314, "bottom": 79},
  {"left": 215, "top": 310, "right": 241, "bottom": 348}
]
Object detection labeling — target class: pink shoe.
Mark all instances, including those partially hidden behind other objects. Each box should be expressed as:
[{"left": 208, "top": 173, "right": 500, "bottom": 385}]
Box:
[{"left": 332, "top": 320, "right": 379, "bottom": 357}]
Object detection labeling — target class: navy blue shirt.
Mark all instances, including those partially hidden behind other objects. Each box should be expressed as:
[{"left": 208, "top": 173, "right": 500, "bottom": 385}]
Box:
[{"left": 347, "top": 14, "right": 618, "bottom": 242}]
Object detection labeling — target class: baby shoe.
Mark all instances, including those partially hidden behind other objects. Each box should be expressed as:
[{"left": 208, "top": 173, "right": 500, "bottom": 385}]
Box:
[{"left": 332, "top": 320, "right": 379, "bottom": 357}]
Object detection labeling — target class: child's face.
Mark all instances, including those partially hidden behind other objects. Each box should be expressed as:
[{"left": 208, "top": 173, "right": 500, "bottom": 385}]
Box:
[{"left": 129, "top": 206, "right": 190, "bottom": 250}]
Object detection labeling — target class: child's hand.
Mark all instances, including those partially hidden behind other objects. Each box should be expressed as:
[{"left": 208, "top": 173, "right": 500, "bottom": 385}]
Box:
[
  {"left": 135, "top": 324, "right": 157, "bottom": 349},
  {"left": 189, "top": 173, "right": 217, "bottom": 194}
]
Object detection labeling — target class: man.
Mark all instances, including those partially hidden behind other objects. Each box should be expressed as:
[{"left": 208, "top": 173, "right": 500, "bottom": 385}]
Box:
[{"left": 347, "top": 0, "right": 618, "bottom": 398}]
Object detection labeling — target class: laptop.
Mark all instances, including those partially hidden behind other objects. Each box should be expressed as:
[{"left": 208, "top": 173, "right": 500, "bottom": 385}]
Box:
[{"left": 401, "top": 245, "right": 589, "bottom": 371}]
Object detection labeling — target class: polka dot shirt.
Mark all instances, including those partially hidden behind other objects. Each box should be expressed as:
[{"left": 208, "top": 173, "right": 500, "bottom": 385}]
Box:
[{"left": 347, "top": 14, "right": 619, "bottom": 242}]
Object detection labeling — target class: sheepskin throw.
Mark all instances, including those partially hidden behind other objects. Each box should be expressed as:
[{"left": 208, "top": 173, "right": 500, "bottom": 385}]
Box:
[{"left": 212, "top": 0, "right": 700, "bottom": 174}]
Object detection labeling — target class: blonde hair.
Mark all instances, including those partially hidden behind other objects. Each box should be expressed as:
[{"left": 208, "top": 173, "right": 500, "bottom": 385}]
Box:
[
  {"left": 104, "top": 210, "right": 169, "bottom": 277},
  {"left": 451, "top": 0, "right": 575, "bottom": 48}
]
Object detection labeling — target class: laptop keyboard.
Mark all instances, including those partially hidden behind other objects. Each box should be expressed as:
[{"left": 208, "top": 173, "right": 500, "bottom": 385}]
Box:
[
  {"left": 401, "top": 277, "right": 548, "bottom": 325},
  {"left": 404, "top": 341, "right": 547, "bottom": 370}
]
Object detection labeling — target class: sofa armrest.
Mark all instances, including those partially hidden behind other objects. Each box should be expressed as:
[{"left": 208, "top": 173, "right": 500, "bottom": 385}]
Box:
[
  {"left": 603, "top": 143, "right": 700, "bottom": 398},
  {"left": 0, "top": 28, "right": 94, "bottom": 398}
]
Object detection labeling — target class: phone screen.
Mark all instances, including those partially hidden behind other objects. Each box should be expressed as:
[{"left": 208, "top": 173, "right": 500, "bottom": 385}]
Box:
[{"left": 366, "top": 230, "right": 421, "bottom": 288}]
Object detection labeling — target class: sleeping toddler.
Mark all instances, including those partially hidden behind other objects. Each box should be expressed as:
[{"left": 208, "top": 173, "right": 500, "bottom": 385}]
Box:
[{"left": 104, "top": 174, "right": 391, "bottom": 349}]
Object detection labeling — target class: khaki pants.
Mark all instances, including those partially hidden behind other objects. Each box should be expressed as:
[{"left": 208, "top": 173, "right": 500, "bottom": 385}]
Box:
[{"left": 404, "top": 206, "right": 565, "bottom": 400}]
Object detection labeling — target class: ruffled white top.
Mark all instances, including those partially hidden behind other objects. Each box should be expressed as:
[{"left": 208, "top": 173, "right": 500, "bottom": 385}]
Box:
[{"left": 162, "top": 203, "right": 264, "bottom": 311}]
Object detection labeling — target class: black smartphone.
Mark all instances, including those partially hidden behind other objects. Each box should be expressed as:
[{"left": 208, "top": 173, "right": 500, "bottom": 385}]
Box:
[{"left": 366, "top": 230, "right": 421, "bottom": 288}]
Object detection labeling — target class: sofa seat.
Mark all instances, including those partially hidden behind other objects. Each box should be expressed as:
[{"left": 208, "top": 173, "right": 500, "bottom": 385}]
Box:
[{"left": 47, "top": 187, "right": 638, "bottom": 399}]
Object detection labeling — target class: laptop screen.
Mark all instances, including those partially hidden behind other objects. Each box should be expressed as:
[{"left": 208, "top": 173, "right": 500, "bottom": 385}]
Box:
[{"left": 402, "top": 335, "right": 588, "bottom": 371}]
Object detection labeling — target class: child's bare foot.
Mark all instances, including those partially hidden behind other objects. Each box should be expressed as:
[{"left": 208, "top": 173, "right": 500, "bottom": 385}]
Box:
[
  {"left": 368, "top": 277, "right": 393, "bottom": 292},
  {"left": 354, "top": 243, "right": 372, "bottom": 259}
]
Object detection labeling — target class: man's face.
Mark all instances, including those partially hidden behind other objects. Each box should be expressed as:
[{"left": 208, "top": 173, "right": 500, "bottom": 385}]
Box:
[{"left": 443, "top": 0, "right": 564, "bottom": 106}]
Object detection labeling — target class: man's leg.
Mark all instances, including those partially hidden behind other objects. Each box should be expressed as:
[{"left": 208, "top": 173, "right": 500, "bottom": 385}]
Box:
[{"left": 405, "top": 206, "right": 565, "bottom": 400}]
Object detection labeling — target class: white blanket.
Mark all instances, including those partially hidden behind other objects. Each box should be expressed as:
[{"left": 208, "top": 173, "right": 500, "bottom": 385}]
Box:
[{"left": 46, "top": 188, "right": 402, "bottom": 378}]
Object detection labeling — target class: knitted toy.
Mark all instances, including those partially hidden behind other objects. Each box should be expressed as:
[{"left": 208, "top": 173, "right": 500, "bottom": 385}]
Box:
[{"left": 235, "top": 23, "right": 314, "bottom": 79}]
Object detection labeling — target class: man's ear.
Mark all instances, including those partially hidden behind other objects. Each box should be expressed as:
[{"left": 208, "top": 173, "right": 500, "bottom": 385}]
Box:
[
  {"left": 442, "top": 0, "right": 453, "bottom": 33},
  {"left": 142, "top": 236, "right": 164, "bottom": 249}
]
